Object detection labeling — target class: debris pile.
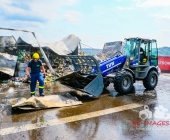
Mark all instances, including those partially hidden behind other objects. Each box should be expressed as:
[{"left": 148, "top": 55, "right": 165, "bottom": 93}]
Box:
[
  {"left": 51, "top": 56, "right": 74, "bottom": 76},
  {"left": 44, "top": 72, "right": 58, "bottom": 84},
  {"left": 93, "top": 41, "right": 125, "bottom": 62}
]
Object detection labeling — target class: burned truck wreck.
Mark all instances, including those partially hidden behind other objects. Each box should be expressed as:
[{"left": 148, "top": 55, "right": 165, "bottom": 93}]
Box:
[
  {"left": 0, "top": 34, "right": 81, "bottom": 80},
  {"left": 0, "top": 36, "right": 18, "bottom": 79}
]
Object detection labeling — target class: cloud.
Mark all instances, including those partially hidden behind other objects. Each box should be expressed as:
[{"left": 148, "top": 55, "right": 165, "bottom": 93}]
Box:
[
  {"left": 160, "top": 29, "right": 170, "bottom": 34},
  {"left": 152, "top": 14, "right": 170, "bottom": 18},
  {"left": 63, "top": 10, "right": 82, "bottom": 24},
  {"left": 153, "top": 15, "right": 170, "bottom": 20},
  {"left": 154, "top": 29, "right": 170, "bottom": 47},
  {"left": 0, "top": 0, "right": 78, "bottom": 23},
  {"left": 135, "top": 0, "right": 170, "bottom": 8},
  {"left": 4, "top": 15, "right": 45, "bottom": 23},
  {"left": 151, "top": 14, "right": 170, "bottom": 26},
  {"left": 118, "top": 0, "right": 170, "bottom": 11},
  {"left": 11, "top": 20, "right": 44, "bottom": 28},
  {"left": 117, "top": 6, "right": 132, "bottom": 10}
]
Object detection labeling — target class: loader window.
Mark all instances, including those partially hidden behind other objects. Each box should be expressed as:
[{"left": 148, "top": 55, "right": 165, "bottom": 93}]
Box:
[
  {"left": 150, "top": 40, "right": 158, "bottom": 66},
  {"left": 125, "top": 39, "right": 139, "bottom": 58}
]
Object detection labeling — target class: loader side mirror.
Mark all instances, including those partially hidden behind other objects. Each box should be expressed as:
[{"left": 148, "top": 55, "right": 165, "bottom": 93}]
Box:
[{"left": 130, "top": 57, "right": 134, "bottom": 61}]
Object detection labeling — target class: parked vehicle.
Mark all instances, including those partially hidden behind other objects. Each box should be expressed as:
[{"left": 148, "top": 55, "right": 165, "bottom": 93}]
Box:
[{"left": 59, "top": 37, "right": 160, "bottom": 97}]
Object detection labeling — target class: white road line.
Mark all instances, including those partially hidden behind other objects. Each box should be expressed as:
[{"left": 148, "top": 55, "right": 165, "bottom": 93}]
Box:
[{"left": 0, "top": 99, "right": 157, "bottom": 136}]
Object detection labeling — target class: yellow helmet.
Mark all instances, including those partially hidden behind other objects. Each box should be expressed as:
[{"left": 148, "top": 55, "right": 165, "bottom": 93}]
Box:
[
  {"left": 33, "top": 53, "right": 40, "bottom": 59},
  {"left": 143, "top": 58, "right": 147, "bottom": 63}
]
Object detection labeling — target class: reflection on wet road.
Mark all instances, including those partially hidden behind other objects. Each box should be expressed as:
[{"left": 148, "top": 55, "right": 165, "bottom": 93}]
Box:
[{"left": 0, "top": 73, "right": 170, "bottom": 140}]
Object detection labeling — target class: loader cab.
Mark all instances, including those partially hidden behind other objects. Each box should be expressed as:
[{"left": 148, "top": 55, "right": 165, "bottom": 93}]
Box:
[
  {"left": 124, "top": 37, "right": 158, "bottom": 80},
  {"left": 124, "top": 38, "right": 158, "bottom": 67}
]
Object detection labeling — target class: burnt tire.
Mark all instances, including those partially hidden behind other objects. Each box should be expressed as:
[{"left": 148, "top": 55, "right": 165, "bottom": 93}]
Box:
[
  {"left": 143, "top": 70, "right": 158, "bottom": 90},
  {"left": 114, "top": 71, "right": 133, "bottom": 94}
]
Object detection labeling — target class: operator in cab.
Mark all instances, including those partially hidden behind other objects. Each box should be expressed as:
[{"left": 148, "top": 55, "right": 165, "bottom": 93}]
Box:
[
  {"left": 140, "top": 47, "right": 144, "bottom": 60},
  {"left": 140, "top": 47, "right": 147, "bottom": 63}
]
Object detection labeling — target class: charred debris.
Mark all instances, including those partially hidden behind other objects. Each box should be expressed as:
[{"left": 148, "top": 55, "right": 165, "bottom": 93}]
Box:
[{"left": 0, "top": 35, "right": 124, "bottom": 85}]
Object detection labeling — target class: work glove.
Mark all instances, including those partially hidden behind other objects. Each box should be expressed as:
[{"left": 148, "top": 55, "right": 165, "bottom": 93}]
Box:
[{"left": 26, "top": 74, "right": 30, "bottom": 79}]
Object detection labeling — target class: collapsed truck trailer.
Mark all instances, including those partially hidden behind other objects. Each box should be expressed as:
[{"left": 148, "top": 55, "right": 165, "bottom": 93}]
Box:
[
  {"left": 59, "top": 37, "right": 160, "bottom": 97},
  {"left": 0, "top": 27, "right": 81, "bottom": 79}
]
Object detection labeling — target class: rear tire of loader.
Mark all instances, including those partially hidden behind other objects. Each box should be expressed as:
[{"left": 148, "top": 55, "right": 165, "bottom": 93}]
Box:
[
  {"left": 114, "top": 71, "right": 133, "bottom": 94},
  {"left": 143, "top": 70, "right": 158, "bottom": 90}
]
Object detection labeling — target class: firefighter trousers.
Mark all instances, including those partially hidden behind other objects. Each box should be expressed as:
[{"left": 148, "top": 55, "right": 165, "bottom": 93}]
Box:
[{"left": 30, "top": 72, "right": 44, "bottom": 95}]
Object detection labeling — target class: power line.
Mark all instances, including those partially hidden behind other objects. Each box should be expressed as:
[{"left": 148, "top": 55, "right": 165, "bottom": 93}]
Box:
[{"left": 80, "top": 43, "right": 95, "bottom": 49}]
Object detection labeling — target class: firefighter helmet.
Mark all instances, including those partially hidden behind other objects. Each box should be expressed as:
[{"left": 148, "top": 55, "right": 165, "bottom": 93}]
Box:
[{"left": 33, "top": 53, "right": 40, "bottom": 59}]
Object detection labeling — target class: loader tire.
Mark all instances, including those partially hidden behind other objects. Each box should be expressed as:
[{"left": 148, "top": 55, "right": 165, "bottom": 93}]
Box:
[
  {"left": 114, "top": 71, "right": 133, "bottom": 94},
  {"left": 143, "top": 70, "right": 158, "bottom": 90}
]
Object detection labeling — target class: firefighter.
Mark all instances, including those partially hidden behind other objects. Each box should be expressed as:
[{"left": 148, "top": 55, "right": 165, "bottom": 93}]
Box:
[{"left": 26, "top": 53, "right": 46, "bottom": 97}]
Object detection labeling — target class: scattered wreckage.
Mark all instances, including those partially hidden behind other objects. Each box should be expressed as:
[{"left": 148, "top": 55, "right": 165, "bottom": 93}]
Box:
[
  {"left": 0, "top": 28, "right": 161, "bottom": 100},
  {"left": 0, "top": 28, "right": 83, "bottom": 110}
]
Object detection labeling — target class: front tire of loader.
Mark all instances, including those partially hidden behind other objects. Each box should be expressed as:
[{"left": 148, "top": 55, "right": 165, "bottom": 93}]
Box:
[
  {"left": 143, "top": 70, "right": 158, "bottom": 90},
  {"left": 114, "top": 71, "right": 133, "bottom": 94}
]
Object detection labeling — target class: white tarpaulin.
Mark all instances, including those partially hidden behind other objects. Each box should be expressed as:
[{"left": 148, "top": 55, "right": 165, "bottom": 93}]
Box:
[
  {"left": 10, "top": 94, "right": 82, "bottom": 110},
  {"left": 32, "top": 34, "right": 81, "bottom": 55}
]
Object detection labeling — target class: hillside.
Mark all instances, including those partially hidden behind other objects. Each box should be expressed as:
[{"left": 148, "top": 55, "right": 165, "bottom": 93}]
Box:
[
  {"left": 81, "top": 48, "right": 102, "bottom": 55},
  {"left": 158, "top": 47, "right": 170, "bottom": 56},
  {"left": 82, "top": 47, "right": 170, "bottom": 56}
]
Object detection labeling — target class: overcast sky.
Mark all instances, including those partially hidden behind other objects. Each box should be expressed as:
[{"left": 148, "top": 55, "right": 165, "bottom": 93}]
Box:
[{"left": 0, "top": 0, "right": 170, "bottom": 48}]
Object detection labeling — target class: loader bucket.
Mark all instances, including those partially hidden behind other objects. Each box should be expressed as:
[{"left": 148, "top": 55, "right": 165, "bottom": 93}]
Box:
[
  {"left": 84, "top": 73, "right": 104, "bottom": 96},
  {"left": 58, "top": 55, "right": 104, "bottom": 97},
  {"left": 58, "top": 72, "right": 104, "bottom": 97}
]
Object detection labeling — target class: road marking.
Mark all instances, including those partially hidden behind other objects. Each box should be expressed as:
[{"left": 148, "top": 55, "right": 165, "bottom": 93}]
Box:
[{"left": 0, "top": 99, "right": 157, "bottom": 136}]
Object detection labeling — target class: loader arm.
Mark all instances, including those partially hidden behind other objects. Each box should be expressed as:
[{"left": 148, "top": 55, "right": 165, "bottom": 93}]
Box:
[
  {"left": 58, "top": 54, "right": 127, "bottom": 97},
  {"left": 58, "top": 55, "right": 104, "bottom": 97}
]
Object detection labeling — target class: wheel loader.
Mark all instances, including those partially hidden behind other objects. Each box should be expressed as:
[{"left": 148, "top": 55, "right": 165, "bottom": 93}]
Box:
[{"left": 58, "top": 37, "right": 160, "bottom": 97}]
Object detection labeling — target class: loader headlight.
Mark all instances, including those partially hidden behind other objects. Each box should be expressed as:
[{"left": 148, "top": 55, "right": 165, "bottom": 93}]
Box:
[
  {"left": 130, "top": 57, "right": 134, "bottom": 61},
  {"left": 126, "top": 61, "right": 129, "bottom": 66}
]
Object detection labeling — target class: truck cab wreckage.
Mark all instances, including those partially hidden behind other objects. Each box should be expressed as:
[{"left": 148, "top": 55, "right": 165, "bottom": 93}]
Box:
[{"left": 58, "top": 37, "right": 160, "bottom": 97}]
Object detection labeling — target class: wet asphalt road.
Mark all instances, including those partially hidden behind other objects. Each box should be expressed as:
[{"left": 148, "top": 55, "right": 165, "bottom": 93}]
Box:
[{"left": 0, "top": 73, "right": 170, "bottom": 140}]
